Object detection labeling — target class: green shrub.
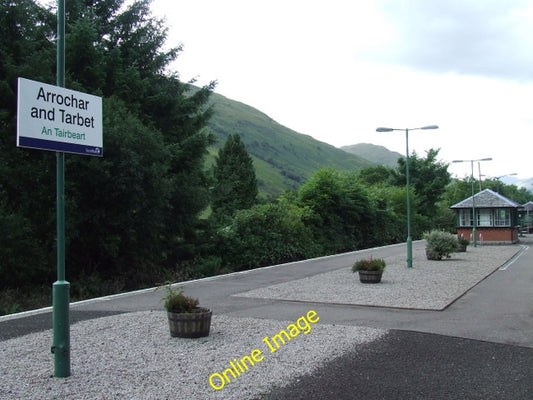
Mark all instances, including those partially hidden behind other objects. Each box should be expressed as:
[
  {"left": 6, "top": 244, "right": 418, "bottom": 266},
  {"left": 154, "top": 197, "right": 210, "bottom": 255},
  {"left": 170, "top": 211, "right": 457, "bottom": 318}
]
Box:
[
  {"left": 352, "top": 257, "right": 386, "bottom": 272},
  {"left": 458, "top": 236, "right": 470, "bottom": 246},
  {"left": 423, "top": 230, "right": 459, "bottom": 260},
  {"left": 189, "top": 256, "right": 227, "bottom": 279},
  {"left": 161, "top": 284, "right": 201, "bottom": 313},
  {"left": 215, "top": 202, "right": 320, "bottom": 271}
]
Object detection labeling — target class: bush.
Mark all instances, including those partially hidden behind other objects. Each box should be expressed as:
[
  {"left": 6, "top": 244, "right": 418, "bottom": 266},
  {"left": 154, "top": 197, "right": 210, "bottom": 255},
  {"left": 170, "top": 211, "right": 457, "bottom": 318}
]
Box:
[
  {"left": 423, "top": 230, "right": 459, "bottom": 260},
  {"left": 161, "top": 284, "right": 202, "bottom": 313},
  {"left": 458, "top": 236, "right": 470, "bottom": 246},
  {"left": 352, "top": 257, "right": 386, "bottom": 272},
  {"left": 215, "top": 202, "right": 320, "bottom": 271}
]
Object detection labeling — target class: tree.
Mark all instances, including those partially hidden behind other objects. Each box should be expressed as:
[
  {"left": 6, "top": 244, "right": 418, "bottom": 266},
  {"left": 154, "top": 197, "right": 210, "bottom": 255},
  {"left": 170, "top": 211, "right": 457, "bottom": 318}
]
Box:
[
  {"left": 357, "top": 165, "right": 396, "bottom": 186},
  {"left": 214, "top": 201, "right": 317, "bottom": 271},
  {"left": 297, "top": 168, "right": 373, "bottom": 253},
  {"left": 395, "top": 148, "right": 451, "bottom": 218},
  {"left": 212, "top": 134, "right": 258, "bottom": 217},
  {"left": 0, "top": 0, "right": 57, "bottom": 289},
  {"left": 365, "top": 185, "right": 407, "bottom": 246},
  {"left": 0, "top": 0, "right": 216, "bottom": 299},
  {"left": 65, "top": 97, "right": 171, "bottom": 284},
  {"left": 484, "top": 180, "right": 533, "bottom": 204}
]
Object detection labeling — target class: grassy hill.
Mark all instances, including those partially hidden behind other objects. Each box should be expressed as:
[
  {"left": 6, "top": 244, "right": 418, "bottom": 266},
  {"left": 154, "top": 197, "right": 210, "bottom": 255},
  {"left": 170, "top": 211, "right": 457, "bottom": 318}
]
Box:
[
  {"left": 207, "top": 92, "right": 374, "bottom": 197},
  {"left": 341, "top": 143, "right": 402, "bottom": 167}
]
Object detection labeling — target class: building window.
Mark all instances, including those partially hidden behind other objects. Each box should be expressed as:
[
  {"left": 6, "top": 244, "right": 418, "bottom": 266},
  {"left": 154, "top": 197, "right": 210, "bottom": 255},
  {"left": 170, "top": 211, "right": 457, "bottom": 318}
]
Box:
[
  {"left": 478, "top": 209, "right": 493, "bottom": 227},
  {"left": 494, "top": 208, "right": 510, "bottom": 226},
  {"left": 459, "top": 208, "right": 511, "bottom": 227},
  {"left": 459, "top": 209, "right": 472, "bottom": 226}
]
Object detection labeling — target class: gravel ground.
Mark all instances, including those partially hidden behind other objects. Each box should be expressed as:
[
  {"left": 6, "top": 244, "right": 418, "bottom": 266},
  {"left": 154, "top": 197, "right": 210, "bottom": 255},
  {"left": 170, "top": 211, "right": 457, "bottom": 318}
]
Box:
[
  {"left": 0, "top": 243, "right": 523, "bottom": 399},
  {"left": 235, "top": 245, "right": 521, "bottom": 310},
  {"left": 0, "top": 312, "right": 385, "bottom": 400}
]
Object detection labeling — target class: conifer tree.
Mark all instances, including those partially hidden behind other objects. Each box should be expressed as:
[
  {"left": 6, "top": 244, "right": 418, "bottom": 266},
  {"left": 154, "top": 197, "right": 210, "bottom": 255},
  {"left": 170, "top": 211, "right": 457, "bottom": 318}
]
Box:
[
  {"left": 0, "top": 0, "right": 215, "bottom": 296},
  {"left": 212, "top": 134, "right": 258, "bottom": 217}
]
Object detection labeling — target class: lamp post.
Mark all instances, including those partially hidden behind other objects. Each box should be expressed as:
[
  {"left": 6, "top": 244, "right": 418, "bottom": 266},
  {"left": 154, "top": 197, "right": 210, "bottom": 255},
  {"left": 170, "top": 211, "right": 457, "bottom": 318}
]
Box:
[
  {"left": 493, "top": 173, "right": 517, "bottom": 193},
  {"left": 376, "top": 125, "right": 439, "bottom": 268},
  {"left": 452, "top": 158, "right": 492, "bottom": 247}
]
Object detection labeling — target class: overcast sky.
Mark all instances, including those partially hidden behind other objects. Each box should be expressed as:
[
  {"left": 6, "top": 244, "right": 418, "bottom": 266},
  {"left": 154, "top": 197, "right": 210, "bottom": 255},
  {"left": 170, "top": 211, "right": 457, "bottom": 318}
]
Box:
[{"left": 151, "top": 0, "right": 533, "bottom": 180}]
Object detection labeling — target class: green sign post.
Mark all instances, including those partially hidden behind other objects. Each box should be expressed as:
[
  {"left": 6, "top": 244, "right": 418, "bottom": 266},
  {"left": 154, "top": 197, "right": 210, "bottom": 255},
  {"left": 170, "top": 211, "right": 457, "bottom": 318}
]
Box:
[
  {"left": 16, "top": 0, "right": 102, "bottom": 378},
  {"left": 51, "top": 0, "right": 70, "bottom": 378}
]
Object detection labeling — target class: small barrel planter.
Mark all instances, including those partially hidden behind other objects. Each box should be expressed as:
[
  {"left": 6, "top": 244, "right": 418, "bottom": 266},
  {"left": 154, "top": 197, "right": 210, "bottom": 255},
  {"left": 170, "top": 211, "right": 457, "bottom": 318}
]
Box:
[
  {"left": 352, "top": 257, "right": 385, "bottom": 284},
  {"left": 358, "top": 270, "right": 383, "bottom": 284},
  {"left": 457, "top": 243, "right": 467, "bottom": 252},
  {"left": 167, "top": 308, "right": 212, "bottom": 338}
]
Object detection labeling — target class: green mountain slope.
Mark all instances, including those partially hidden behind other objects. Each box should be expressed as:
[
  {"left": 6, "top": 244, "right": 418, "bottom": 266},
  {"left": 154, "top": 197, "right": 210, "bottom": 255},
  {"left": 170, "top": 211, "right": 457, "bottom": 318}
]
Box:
[
  {"left": 341, "top": 143, "right": 402, "bottom": 167},
  {"left": 207, "top": 92, "right": 374, "bottom": 197}
]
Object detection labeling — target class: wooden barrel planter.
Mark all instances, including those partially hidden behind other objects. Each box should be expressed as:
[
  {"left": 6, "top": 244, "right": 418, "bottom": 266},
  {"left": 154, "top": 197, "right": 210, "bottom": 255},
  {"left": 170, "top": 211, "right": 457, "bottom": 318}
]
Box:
[
  {"left": 425, "top": 249, "right": 441, "bottom": 260},
  {"left": 167, "top": 308, "right": 212, "bottom": 338},
  {"left": 457, "top": 243, "right": 467, "bottom": 252},
  {"left": 358, "top": 270, "right": 383, "bottom": 284}
]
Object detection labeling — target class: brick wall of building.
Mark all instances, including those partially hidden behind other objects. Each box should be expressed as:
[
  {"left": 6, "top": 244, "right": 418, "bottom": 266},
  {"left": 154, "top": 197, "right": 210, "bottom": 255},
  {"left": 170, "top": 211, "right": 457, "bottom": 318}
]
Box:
[{"left": 456, "top": 227, "right": 519, "bottom": 244}]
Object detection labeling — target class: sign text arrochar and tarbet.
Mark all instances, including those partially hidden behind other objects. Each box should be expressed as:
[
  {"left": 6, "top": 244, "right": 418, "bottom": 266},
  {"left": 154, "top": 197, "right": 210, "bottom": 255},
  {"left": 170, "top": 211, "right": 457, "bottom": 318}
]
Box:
[{"left": 17, "top": 77, "right": 103, "bottom": 156}]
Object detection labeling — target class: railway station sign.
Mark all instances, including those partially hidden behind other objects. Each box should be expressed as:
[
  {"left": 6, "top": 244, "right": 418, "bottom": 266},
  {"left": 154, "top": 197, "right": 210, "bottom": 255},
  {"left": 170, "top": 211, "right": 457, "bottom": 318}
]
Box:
[{"left": 17, "top": 77, "right": 103, "bottom": 156}]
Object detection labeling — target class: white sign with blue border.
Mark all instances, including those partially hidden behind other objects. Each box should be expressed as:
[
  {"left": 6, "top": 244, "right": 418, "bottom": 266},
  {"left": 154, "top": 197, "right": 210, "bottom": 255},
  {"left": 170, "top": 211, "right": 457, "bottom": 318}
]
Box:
[{"left": 17, "top": 77, "right": 103, "bottom": 156}]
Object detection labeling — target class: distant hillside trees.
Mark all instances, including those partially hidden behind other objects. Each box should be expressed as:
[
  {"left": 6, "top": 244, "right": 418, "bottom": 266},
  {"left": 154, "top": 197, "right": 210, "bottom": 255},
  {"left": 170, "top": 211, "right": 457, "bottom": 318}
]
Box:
[{"left": 212, "top": 134, "right": 258, "bottom": 218}]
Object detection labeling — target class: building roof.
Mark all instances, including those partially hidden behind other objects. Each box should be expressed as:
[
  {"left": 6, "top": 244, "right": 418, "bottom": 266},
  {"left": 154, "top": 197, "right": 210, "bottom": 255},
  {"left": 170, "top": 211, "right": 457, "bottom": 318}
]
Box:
[
  {"left": 450, "top": 188, "right": 522, "bottom": 209},
  {"left": 523, "top": 201, "right": 533, "bottom": 211}
]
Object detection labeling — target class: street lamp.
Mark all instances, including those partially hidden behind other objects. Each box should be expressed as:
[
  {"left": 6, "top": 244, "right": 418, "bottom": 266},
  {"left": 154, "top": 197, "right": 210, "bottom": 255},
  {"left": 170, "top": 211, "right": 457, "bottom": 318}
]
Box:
[
  {"left": 493, "top": 173, "right": 517, "bottom": 179},
  {"left": 376, "top": 125, "right": 439, "bottom": 268},
  {"left": 452, "top": 158, "right": 492, "bottom": 247},
  {"left": 492, "top": 173, "right": 517, "bottom": 193}
]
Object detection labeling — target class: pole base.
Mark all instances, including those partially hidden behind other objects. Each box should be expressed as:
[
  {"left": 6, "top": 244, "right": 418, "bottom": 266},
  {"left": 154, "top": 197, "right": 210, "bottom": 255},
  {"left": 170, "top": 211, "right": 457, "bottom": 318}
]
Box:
[
  {"left": 406, "top": 237, "right": 413, "bottom": 268},
  {"left": 52, "top": 280, "right": 70, "bottom": 377}
]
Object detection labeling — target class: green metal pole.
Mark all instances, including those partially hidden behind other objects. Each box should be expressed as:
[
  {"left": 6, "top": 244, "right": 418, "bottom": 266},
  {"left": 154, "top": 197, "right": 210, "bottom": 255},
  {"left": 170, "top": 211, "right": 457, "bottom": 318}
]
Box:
[
  {"left": 471, "top": 160, "right": 477, "bottom": 247},
  {"left": 52, "top": 0, "right": 70, "bottom": 378},
  {"left": 405, "top": 129, "right": 413, "bottom": 268}
]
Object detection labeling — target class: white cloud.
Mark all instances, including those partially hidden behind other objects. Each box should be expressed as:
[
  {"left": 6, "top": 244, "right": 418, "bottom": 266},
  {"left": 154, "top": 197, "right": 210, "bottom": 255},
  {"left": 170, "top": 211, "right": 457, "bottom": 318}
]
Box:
[
  {"left": 367, "top": 0, "right": 533, "bottom": 81},
  {"left": 153, "top": 0, "right": 533, "bottom": 179}
]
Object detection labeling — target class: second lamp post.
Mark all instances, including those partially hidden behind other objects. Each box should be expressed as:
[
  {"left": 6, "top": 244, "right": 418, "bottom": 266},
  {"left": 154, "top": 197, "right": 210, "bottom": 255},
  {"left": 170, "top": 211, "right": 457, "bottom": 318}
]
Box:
[{"left": 376, "top": 125, "right": 439, "bottom": 268}]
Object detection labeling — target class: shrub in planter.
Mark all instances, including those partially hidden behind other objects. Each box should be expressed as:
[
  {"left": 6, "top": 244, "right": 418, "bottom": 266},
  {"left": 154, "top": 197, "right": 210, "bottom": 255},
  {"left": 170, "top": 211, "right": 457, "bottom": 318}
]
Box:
[
  {"left": 352, "top": 257, "right": 386, "bottom": 272},
  {"left": 423, "top": 230, "right": 459, "bottom": 260},
  {"left": 160, "top": 284, "right": 212, "bottom": 338},
  {"left": 352, "top": 257, "right": 386, "bottom": 283},
  {"left": 457, "top": 236, "right": 469, "bottom": 252}
]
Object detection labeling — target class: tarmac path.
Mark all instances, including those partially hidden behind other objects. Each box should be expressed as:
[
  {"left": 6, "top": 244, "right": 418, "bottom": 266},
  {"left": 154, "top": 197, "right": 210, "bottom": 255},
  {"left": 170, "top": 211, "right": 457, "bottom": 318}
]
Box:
[
  {"left": 1, "top": 238, "right": 532, "bottom": 399},
  {"left": 260, "top": 238, "right": 533, "bottom": 399}
]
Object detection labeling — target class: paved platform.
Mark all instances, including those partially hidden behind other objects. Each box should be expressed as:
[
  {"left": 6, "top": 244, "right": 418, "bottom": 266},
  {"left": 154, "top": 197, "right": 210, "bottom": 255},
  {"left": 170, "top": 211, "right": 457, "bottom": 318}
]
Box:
[
  {"left": 234, "top": 245, "right": 520, "bottom": 310},
  {"left": 1, "top": 238, "right": 532, "bottom": 399}
]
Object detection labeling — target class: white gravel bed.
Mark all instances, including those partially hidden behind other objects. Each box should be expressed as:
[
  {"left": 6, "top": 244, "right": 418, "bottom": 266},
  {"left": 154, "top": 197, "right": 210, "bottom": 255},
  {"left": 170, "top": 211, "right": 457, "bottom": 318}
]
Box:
[
  {"left": 235, "top": 245, "right": 521, "bottom": 310},
  {"left": 0, "top": 311, "right": 386, "bottom": 400}
]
